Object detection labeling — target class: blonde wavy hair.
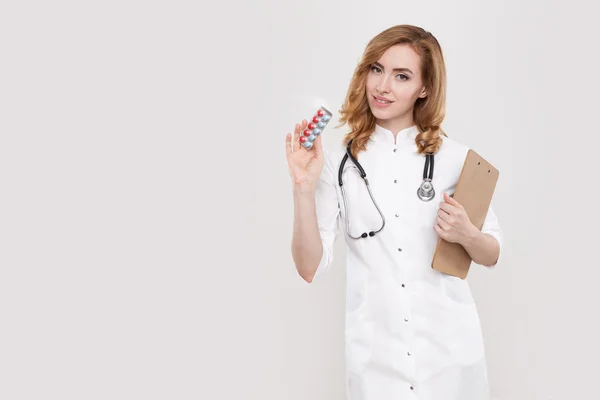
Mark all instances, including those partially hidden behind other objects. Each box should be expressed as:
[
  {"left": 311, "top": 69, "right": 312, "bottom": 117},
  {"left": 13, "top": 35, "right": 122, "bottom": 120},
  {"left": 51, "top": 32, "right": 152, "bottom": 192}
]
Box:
[{"left": 337, "top": 24, "right": 448, "bottom": 158}]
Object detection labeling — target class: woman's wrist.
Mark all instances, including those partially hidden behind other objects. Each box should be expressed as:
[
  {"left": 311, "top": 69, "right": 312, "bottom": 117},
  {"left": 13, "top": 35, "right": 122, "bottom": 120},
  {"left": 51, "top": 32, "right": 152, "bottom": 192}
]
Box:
[{"left": 293, "top": 182, "right": 317, "bottom": 197}]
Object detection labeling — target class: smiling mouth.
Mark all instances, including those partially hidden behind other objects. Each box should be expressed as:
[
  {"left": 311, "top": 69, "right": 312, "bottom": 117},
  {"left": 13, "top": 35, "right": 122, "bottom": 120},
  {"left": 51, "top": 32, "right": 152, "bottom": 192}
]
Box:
[{"left": 373, "top": 96, "right": 393, "bottom": 104}]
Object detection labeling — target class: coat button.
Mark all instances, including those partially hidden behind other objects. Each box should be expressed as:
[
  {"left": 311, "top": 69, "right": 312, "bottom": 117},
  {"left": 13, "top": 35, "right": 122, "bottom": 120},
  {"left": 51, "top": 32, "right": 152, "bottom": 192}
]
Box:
[
  {"left": 402, "top": 284, "right": 405, "bottom": 287},
  {"left": 395, "top": 213, "right": 399, "bottom": 217},
  {"left": 398, "top": 248, "right": 402, "bottom": 252},
  {"left": 394, "top": 179, "right": 398, "bottom": 183},
  {"left": 393, "top": 149, "right": 397, "bottom": 152},
  {"left": 404, "top": 318, "right": 409, "bottom": 322},
  {"left": 407, "top": 351, "right": 411, "bottom": 356},
  {"left": 410, "top": 386, "right": 414, "bottom": 390}
]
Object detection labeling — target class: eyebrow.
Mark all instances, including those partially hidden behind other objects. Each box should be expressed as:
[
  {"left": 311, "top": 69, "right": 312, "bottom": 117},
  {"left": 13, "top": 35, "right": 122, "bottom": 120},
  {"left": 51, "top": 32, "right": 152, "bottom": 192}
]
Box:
[{"left": 373, "top": 61, "right": 414, "bottom": 74}]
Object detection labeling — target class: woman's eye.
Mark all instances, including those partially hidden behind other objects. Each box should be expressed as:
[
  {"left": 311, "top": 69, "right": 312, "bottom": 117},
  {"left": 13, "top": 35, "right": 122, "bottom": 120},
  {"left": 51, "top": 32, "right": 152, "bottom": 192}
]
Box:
[{"left": 370, "top": 66, "right": 408, "bottom": 81}]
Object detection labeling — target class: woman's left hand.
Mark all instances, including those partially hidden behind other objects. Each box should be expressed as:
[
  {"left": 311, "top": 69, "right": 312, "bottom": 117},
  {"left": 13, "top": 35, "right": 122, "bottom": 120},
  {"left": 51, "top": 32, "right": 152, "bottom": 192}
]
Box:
[{"left": 434, "top": 192, "right": 478, "bottom": 245}]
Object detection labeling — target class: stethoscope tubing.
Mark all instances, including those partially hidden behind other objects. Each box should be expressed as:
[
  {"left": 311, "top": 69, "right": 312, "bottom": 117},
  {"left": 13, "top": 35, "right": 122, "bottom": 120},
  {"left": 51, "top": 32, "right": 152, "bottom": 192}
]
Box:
[{"left": 338, "top": 139, "right": 435, "bottom": 239}]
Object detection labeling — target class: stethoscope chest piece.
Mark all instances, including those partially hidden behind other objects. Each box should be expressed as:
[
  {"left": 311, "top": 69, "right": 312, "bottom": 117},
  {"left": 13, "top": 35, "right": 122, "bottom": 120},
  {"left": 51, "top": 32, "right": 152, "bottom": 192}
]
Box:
[
  {"left": 417, "top": 153, "right": 435, "bottom": 201},
  {"left": 417, "top": 178, "right": 435, "bottom": 201}
]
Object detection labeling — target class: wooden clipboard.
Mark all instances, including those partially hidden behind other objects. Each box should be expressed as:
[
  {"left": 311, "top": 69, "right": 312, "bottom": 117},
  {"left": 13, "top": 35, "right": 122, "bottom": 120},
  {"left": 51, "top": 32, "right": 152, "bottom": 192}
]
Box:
[{"left": 431, "top": 149, "right": 499, "bottom": 279}]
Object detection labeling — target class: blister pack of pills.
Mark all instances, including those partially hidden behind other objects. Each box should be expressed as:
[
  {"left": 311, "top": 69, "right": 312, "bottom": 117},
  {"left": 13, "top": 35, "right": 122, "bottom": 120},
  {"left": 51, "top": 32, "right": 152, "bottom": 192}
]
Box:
[{"left": 299, "top": 106, "right": 333, "bottom": 149}]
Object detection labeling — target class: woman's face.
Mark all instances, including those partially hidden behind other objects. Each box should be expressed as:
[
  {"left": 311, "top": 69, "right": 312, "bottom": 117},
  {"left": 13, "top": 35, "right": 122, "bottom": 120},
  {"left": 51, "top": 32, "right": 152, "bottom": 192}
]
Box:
[{"left": 365, "top": 44, "right": 427, "bottom": 129}]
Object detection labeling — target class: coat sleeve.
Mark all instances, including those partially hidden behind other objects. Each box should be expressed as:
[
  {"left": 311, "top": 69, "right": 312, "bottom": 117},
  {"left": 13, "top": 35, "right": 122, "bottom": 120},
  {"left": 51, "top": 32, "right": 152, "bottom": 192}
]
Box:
[
  {"left": 310, "top": 146, "right": 341, "bottom": 282},
  {"left": 479, "top": 203, "right": 504, "bottom": 268}
]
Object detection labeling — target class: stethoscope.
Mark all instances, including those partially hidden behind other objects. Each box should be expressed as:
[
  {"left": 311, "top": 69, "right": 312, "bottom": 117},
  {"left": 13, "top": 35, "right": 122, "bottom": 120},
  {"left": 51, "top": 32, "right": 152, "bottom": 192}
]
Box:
[{"left": 338, "top": 139, "right": 435, "bottom": 239}]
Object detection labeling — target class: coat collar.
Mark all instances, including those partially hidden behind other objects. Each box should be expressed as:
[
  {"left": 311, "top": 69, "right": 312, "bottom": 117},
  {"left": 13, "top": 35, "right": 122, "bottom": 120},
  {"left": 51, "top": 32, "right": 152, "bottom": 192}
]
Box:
[{"left": 371, "top": 124, "right": 420, "bottom": 145}]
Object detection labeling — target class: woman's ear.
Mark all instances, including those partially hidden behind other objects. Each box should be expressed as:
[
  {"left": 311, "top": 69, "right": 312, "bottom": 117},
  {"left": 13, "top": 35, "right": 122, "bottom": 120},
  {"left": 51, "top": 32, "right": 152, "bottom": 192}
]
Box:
[{"left": 419, "top": 87, "right": 427, "bottom": 98}]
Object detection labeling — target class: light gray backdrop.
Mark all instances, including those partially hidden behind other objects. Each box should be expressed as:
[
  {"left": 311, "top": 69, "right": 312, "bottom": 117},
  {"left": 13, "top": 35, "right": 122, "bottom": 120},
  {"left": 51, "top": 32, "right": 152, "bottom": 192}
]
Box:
[{"left": 1, "top": 1, "right": 598, "bottom": 399}]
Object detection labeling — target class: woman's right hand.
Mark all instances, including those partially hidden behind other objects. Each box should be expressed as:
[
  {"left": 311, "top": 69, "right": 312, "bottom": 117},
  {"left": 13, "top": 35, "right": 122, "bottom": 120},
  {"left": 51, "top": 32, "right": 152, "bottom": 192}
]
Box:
[{"left": 285, "top": 119, "right": 324, "bottom": 192}]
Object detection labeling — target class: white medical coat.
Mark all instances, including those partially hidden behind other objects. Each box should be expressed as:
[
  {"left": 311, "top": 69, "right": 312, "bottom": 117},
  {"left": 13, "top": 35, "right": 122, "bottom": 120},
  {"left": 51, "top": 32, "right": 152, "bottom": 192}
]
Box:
[{"left": 312, "top": 124, "right": 503, "bottom": 400}]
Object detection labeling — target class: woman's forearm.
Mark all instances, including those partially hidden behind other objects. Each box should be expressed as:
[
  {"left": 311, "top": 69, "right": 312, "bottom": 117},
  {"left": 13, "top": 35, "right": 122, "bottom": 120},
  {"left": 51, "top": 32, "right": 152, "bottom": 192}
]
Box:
[
  {"left": 461, "top": 230, "right": 500, "bottom": 267},
  {"left": 291, "top": 186, "right": 323, "bottom": 282}
]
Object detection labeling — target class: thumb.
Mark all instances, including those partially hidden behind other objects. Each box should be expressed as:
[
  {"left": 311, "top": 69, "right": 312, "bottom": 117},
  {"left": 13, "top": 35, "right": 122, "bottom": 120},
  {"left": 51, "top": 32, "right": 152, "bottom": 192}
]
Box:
[{"left": 444, "top": 192, "right": 460, "bottom": 206}]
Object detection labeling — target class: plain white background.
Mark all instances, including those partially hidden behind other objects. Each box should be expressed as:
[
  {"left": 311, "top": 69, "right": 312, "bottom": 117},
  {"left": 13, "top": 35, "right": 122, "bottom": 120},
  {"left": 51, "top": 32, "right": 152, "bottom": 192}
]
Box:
[{"left": 1, "top": 1, "right": 599, "bottom": 399}]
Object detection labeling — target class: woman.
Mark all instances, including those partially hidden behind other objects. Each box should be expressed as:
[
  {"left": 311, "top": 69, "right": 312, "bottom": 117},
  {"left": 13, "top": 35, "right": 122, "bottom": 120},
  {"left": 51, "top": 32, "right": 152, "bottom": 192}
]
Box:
[{"left": 285, "top": 24, "right": 503, "bottom": 400}]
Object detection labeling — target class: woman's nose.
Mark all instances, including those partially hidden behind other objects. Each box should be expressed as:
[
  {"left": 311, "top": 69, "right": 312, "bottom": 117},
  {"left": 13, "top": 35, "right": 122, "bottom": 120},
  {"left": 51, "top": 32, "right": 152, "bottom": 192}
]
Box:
[{"left": 376, "top": 76, "right": 391, "bottom": 94}]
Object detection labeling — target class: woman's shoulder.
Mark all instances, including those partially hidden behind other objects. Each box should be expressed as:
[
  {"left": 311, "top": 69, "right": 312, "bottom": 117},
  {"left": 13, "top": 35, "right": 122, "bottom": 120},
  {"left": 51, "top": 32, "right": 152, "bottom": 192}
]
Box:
[
  {"left": 438, "top": 133, "right": 471, "bottom": 160},
  {"left": 434, "top": 134, "right": 473, "bottom": 181}
]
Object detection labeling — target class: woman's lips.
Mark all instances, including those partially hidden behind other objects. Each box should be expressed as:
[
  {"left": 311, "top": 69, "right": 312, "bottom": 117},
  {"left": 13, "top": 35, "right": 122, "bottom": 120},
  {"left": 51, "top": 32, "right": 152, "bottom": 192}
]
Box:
[{"left": 373, "top": 95, "right": 393, "bottom": 108}]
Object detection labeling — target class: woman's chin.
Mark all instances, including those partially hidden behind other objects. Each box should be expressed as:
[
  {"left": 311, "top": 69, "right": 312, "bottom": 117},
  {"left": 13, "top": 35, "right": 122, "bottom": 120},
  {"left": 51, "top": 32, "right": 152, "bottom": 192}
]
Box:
[{"left": 370, "top": 107, "right": 391, "bottom": 119}]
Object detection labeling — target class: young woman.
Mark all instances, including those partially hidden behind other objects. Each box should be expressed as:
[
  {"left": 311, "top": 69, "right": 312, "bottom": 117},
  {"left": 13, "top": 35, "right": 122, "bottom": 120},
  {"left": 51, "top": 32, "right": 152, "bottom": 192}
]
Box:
[{"left": 285, "top": 24, "right": 503, "bottom": 400}]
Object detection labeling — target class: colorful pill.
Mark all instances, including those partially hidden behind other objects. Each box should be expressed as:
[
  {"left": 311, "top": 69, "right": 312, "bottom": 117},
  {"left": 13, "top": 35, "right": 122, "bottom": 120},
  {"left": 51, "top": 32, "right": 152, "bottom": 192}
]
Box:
[{"left": 298, "top": 105, "right": 333, "bottom": 150}]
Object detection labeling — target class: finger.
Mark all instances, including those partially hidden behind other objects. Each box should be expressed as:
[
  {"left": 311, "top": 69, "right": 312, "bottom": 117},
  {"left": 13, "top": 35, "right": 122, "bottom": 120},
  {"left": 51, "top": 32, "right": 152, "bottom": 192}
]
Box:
[
  {"left": 436, "top": 216, "right": 450, "bottom": 230},
  {"left": 286, "top": 132, "right": 292, "bottom": 155},
  {"left": 294, "top": 120, "right": 307, "bottom": 152},
  {"left": 438, "top": 202, "right": 453, "bottom": 215},
  {"left": 313, "top": 134, "right": 323, "bottom": 159},
  {"left": 292, "top": 123, "right": 300, "bottom": 151},
  {"left": 443, "top": 192, "right": 461, "bottom": 207},
  {"left": 434, "top": 223, "right": 446, "bottom": 238},
  {"left": 437, "top": 209, "right": 450, "bottom": 223},
  {"left": 293, "top": 122, "right": 300, "bottom": 141}
]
